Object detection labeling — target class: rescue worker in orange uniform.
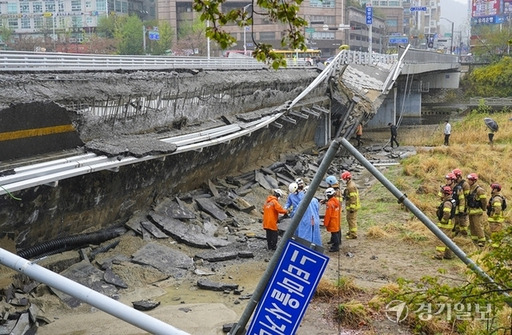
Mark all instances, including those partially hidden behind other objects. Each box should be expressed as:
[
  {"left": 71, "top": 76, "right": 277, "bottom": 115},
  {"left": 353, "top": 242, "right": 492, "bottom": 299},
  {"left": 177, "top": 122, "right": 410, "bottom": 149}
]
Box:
[
  {"left": 452, "top": 168, "right": 470, "bottom": 237},
  {"left": 487, "top": 183, "right": 507, "bottom": 246},
  {"left": 263, "top": 189, "right": 289, "bottom": 251},
  {"left": 434, "top": 186, "right": 455, "bottom": 260},
  {"left": 323, "top": 188, "right": 341, "bottom": 252},
  {"left": 466, "top": 173, "right": 487, "bottom": 247},
  {"left": 341, "top": 171, "right": 360, "bottom": 239}
]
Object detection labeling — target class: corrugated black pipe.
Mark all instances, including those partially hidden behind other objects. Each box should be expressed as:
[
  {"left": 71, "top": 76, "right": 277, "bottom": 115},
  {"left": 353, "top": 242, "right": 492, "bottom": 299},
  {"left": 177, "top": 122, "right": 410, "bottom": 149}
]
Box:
[{"left": 17, "top": 226, "right": 126, "bottom": 259}]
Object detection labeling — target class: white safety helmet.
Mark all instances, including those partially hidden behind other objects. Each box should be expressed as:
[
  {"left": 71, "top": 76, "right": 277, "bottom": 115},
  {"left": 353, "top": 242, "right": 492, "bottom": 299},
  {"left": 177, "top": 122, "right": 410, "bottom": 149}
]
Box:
[
  {"left": 303, "top": 185, "right": 309, "bottom": 193},
  {"left": 274, "top": 189, "right": 284, "bottom": 198},
  {"left": 288, "top": 182, "right": 299, "bottom": 194},
  {"left": 325, "top": 188, "right": 336, "bottom": 197},
  {"left": 295, "top": 178, "right": 305, "bottom": 187}
]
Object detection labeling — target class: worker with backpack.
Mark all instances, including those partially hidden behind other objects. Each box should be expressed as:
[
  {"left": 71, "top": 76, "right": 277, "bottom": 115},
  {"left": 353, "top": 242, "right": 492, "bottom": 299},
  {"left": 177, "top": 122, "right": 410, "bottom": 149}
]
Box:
[
  {"left": 434, "top": 186, "right": 456, "bottom": 260},
  {"left": 487, "top": 183, "right": 507, "bottom": 245}
]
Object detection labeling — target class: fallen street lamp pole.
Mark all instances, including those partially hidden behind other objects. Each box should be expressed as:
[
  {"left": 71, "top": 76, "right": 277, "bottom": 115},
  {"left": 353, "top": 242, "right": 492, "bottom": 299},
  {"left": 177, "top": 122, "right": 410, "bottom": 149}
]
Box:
[
  {"left": 339, "top": 137, "right": 512, "bottom": 306},
  {"left": 229, "top": 138, "right": 341, "bottom": 335}
]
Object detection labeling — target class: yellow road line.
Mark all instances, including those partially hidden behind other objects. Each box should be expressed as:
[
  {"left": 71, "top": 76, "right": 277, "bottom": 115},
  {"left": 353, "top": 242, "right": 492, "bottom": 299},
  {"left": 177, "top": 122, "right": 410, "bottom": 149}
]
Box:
[{"left": 0, "top": 124, "right": 76, "bottom": 142}]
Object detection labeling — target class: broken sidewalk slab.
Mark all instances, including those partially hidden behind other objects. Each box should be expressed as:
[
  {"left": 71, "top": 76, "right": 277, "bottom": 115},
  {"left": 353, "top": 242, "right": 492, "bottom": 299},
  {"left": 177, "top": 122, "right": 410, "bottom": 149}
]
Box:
[
  {"left": 52, "top": 260, "right": 119, "bottom": 308},
  {"left": 194, "top": 198, "right": 228, "bottom": 221},
  {"left": 152, "top": 197, "right": 196, "bottom": 220},
  {"left": 196, "top": 279, "right": 239, "bottom": 292},
  {"left": 255, "top": 170, "right": 279, "bottom": 190},
  {"left": 131, "top": 242, "right": 193, "bottom": 278},
  {"left": 149, "top": 212, "right": 230, "bottom": 248},
  {"left": 103, "top": 267, "right": 128, "bottom": 289},
  {"left": 141, "top": 221, "right": 168, "bottom": 239},
  {"left": 85, "top": 135, "right": 177, "bottom": 158}
]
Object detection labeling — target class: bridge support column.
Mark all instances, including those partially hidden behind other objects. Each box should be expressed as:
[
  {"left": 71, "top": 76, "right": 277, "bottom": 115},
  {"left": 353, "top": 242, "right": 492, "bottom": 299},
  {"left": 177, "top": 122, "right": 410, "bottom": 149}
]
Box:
[{"left": 367, "top": 86, "right": 422, "bottom": 128}]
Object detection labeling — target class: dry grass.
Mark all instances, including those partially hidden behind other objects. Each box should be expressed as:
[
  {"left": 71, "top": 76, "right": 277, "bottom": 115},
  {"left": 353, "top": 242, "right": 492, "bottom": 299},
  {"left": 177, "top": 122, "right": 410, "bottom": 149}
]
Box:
[{"left": 365, "top": 225, "right": 390, "bottom": 239}]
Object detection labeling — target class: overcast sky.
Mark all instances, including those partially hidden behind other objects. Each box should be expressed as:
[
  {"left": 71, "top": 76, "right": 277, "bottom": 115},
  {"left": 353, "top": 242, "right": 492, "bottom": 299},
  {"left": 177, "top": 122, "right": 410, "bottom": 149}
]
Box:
[{"left": 440, "top": 0, "right": 471, "bottom": 36}]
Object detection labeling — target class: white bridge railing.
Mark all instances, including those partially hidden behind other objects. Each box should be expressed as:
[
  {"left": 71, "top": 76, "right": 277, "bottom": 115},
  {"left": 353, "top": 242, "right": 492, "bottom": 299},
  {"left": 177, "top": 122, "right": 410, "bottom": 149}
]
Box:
[
  {"left": 0, "top": 51, "right": 267, "bottom": 71},
  {"left": 0, "top": 50, "right": 400, "bottom": 72}
]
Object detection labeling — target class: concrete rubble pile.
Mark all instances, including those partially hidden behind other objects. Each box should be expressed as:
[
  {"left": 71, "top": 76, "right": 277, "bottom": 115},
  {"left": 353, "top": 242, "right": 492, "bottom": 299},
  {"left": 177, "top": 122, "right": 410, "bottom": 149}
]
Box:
[{"left": 0, "top": 143, "right": 404, "bottom": 334}]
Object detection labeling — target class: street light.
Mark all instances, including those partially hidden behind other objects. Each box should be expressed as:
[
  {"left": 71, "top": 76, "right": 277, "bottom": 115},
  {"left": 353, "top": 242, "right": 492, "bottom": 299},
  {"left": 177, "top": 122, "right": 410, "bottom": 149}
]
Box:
[
  {"left": 242, "top": 4, "right": 252, "bottom": 56},
  {"left": 440, "top": 17, "right": 454, "bottom": 54}
]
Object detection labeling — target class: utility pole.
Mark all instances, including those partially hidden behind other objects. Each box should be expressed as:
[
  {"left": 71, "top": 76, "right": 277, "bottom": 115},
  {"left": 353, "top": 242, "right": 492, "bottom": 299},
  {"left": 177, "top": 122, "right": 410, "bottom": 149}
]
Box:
[{"left": 142, "top": 25, "right": 146, "bottom": 53}]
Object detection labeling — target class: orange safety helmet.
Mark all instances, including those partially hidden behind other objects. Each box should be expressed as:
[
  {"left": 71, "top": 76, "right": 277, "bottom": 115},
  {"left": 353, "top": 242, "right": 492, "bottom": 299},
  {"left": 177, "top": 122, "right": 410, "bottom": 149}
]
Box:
[
  {"left": 341, "top": 171, "right": 352, "bottom": 180},
  {"left": 467, "top": 173, "right": 478, "bottom": 181},
  {"left": 490, "top": 183, "right": 502, "bottom": 191},
  {"left": 452, "top": 168, "right": 462, "bottom": 177},
  {"left": 445, "top": 173, "right": 456, "bottom": 181},
  {"left": 442, "top": 186, "right": 453, "bottom": 195}
]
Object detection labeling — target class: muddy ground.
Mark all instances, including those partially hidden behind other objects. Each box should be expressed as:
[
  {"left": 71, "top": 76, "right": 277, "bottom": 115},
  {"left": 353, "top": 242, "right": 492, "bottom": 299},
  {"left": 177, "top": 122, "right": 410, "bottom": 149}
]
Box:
[{"left": 0, "top": 129, "right": 471, "bottom": 335}]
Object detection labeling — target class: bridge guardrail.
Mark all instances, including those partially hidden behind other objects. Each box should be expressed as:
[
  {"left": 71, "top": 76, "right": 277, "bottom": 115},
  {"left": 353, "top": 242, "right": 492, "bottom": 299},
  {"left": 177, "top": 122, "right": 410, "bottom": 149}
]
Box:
[{"left": 0, "top": 51, "right": 268, "bottom": 71}]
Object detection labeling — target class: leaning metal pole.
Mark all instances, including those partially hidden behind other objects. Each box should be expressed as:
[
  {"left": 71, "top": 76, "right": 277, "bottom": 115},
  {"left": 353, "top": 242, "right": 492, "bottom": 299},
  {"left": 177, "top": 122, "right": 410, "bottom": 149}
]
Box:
[
  {"left": 339, "top": 137, "right": 512, "bottom": 306},
  {"left": 0, "top": 248, "right": 190, "bottom": 335},
  {"left": 229, "top": 138, "right": 341, "bottom": 335}
]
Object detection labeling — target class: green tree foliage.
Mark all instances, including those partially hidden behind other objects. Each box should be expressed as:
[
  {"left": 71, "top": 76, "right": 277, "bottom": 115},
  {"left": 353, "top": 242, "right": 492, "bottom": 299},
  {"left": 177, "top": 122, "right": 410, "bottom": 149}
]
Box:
[
  {"left": 0, "top": 26, "right": 13, "bottom": 49},
  {"left": 466, "top": 57, "right": 512, "bottom": 97},
  {"left": 151, "top": 21, "right": 173, "bottom": 55},
  {"left": 114, "top": 15, "right": 144, "bottom": 55},
  {"left": 192, "top": 0, "right": 308, "bottom": 68},
  {"left": 96, "top": 15, "right": 117, "bottom": 39},
  {"left": 176, "top": 17, "right": 207, "bottom": 55},
  {"left": 470, "top": 25, "right": 512, "bottom": 63}
]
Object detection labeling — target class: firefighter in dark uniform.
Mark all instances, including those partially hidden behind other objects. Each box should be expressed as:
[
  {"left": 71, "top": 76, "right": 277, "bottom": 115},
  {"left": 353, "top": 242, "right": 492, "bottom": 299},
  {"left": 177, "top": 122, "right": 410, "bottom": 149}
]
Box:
[
  {"left": 466, "top": 173, "right": 487, "bottom": 247},
  {"left": 452, "top": 168, "right": 469, "bottom": 237},
  {"left": 435, "top": 186, "right": 455, "bottom": 260},
  {"left": 487, "top": 183, "right": 507, "bottom": 246}
]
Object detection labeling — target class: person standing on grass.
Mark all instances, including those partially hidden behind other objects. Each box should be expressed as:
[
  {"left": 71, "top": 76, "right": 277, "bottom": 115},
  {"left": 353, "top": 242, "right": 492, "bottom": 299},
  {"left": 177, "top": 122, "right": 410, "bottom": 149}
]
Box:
[
  {"left": 434, "top": 186, "right": 455, "bottom": 260},
  {"left": 295, "top": 196, "right": 323, "bottom": 247},
  {"left": 341, "top": 171, "right": 360, "bottom": 239},
  {"left": 323, "top": 188, "right": 341, "bottom": 252},
  {"left": 466, "top": 173, "right": 487, "bottom": 247},
  {"left": 452, "top": 168, "right": 470, "bottom": 237},
  {"left": 487, "top": 183, "right": 507, "bottom": 246},
  {"left": 263, "top": 189, "right": 289, "bottom": 251},
  {"left": 388, "top": 123, "right": 399, "bottom": 148},
  {"left": 444, "top": 120, "right": 451, "bottom": 146}
]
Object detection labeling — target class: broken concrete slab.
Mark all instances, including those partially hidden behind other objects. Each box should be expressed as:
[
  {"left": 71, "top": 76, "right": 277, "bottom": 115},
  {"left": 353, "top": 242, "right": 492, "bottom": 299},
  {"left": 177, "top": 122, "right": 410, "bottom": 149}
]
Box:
[
  {"left": 255, "top": 170, "right": 273, "bottom": 190},
  {"left": 195, "top": 249, "right": 238, "bottom": 263},
  {"left": 149, "top": 212, "right": 230, "bottom": 249},
  {"left": 152, "top": 197, "right": 196, "bottom": 220},
  {"left": 52, "top": 260, "right": 118, "bottom": 308},
  {"left": 196, "top": 279, "right": 239, "bottom": 292},
  {"left": 85, "top": 135, "right": 177, "bottom": 158},
  {"left": 194, "top": 198, "right": 228, "bottom": 221},
  {"left": 104, "top": 267, "right": 128, "bottom": 289},
  {"left": 132, "top": 299, "right": 160, "bottom": 311},
  {"left": 140, "top": 221, "right": 168, "bottom": 239},
  {"left": 131, "top": 242, "right": 193, "bottom": 278}
]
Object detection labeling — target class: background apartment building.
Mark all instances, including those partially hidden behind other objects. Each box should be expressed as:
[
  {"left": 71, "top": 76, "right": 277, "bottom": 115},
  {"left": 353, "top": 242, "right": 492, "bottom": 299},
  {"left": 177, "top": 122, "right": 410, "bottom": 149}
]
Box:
[{"left": 0, "top": 0, "right": 459, "bottom": 55}]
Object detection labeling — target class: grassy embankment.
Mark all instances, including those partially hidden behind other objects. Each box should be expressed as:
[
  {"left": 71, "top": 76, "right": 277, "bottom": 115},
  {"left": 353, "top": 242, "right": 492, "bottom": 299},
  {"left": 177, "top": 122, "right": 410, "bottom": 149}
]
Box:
[{"left": 315, "top": 111, "right": 512, "bottom": 334}]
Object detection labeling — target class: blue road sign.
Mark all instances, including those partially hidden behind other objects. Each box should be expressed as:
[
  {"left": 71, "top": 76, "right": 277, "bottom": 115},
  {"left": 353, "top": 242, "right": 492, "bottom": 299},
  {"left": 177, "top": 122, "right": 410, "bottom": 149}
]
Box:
[
  {"left": 148, "top": 31, "right": 160, "bottom": 41},
  {"left": 366, "top": 5, "right": 373, "bottom": 25},
  {"left": 410, "top": 6, "right": 427, "bottom": 11},
  {"left": 247, "top": 239, "right": 329, "bottom": 335},
  {"left": 389, "top": 37, "right": 409, "bottom": 44}
]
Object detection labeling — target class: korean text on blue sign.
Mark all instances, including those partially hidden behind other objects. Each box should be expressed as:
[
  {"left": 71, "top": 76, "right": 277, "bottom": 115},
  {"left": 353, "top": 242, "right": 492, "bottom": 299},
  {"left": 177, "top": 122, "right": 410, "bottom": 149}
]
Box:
[
  {"left": 247, "top": 239, "right": 329, "bottom": 335},
  {"left": 365, "top": 5, "right": 373, "bottom": 25}
]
